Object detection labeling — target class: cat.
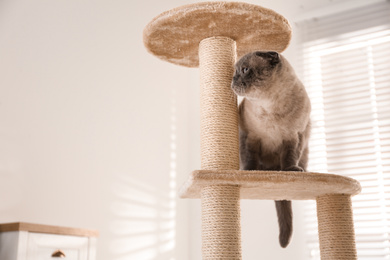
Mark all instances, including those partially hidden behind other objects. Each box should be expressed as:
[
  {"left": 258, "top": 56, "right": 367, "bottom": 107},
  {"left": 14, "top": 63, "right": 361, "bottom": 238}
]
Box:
[{"left": 231, "top": 51, "right": 311, "bottom": 248}]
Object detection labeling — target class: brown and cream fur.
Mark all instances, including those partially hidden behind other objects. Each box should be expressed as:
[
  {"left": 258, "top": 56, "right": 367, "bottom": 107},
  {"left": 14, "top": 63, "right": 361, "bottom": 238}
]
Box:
[{"left": 231, "top": 51, "right": 311, "bottom": 248}]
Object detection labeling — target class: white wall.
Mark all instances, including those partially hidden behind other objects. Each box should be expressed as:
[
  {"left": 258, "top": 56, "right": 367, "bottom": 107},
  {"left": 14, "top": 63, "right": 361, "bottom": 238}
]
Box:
[
  {"left": 0, "top": 0, "right": 365, "bottom": 259},
  {"left": 0, "top": 0, "right": 194, "bottom": 259}
]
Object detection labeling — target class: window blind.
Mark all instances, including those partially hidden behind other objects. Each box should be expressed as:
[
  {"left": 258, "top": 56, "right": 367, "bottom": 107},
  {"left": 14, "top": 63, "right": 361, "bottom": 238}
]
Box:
[{"left": 296, "top": 1, "right": 390, "bottom": 259}]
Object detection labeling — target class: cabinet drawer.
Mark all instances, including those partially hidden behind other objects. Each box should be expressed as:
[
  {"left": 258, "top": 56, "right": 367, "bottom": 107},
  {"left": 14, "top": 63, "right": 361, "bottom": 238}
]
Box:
[{"left": 27, "top": 233, "right": 89, "bottom": 260}]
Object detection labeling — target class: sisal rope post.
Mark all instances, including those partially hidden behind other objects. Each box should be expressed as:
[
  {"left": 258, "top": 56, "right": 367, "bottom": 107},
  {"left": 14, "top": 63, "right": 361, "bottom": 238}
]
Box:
[
  {"left": 199, "top": 37, "right": 241, "bottom": 259},
  {"left": 316, "top": 194, "right": 358, "bottom": 260},
  {"left": 201, "top": 185, "right": 241, "bottom": 259},
  {"left": 199, "top": 36, "right": 239, "bottom": 170}
]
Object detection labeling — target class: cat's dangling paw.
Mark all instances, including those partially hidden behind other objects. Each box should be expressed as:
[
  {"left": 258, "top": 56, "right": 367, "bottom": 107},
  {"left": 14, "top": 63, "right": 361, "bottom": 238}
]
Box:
[{"left": 283, "top": 165, "right": 304, "bottom": 172}]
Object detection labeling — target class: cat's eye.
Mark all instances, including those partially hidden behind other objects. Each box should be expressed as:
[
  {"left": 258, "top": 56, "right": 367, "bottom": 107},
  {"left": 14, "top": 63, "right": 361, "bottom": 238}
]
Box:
[{"left": 242, "top": 67, "right": 249, "bottom": 74}]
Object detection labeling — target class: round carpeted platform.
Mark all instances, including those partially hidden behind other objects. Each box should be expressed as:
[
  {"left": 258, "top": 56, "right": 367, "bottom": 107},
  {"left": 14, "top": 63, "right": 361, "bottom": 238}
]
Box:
[{"left": 143, "top": 2, "right": 292, "bottom": 67}]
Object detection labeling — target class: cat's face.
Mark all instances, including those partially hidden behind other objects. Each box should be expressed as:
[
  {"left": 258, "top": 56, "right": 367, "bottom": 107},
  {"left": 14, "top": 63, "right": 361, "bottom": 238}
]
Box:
[{"left": 231, "top": 51, "right": 280, "bottom": 97}]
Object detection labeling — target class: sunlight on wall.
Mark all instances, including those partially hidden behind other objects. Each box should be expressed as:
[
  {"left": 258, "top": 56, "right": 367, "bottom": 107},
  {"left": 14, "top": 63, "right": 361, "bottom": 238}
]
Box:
[
  {"left": 168, "top": 89, "right": 178, "bottom": 258},
  {"left": 302, "top": 26, "right": 390, "bottom": 259},
  {"left": 108, "top": 90, "right": 178, "bottom": 260}
]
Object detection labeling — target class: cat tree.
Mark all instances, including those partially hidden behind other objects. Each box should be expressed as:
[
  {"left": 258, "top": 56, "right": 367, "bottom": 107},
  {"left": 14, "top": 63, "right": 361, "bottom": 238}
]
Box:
[{"left": 143, "top": 2, "right": 361, "bottom": 259}]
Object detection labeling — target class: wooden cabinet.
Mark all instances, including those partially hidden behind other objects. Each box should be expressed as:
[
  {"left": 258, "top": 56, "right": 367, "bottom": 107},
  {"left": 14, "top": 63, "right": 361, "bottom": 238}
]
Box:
[{"left": 0, "top": 222, "right": 98, "bottom": 260}]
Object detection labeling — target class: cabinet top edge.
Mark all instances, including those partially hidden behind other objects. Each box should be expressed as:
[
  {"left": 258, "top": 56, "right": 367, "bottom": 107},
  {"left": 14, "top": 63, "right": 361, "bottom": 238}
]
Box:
[{"left": 0, "top": 222, "right": 99, "bottom": 237}]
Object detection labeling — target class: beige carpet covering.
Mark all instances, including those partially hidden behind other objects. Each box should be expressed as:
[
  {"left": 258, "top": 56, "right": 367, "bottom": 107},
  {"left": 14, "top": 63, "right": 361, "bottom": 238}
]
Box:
[
  {"left": 143, "top": 2, "right": 292, "bottom": 67},
  {"left": 180, "top": 170, "right": 362, "bottom": 200}
]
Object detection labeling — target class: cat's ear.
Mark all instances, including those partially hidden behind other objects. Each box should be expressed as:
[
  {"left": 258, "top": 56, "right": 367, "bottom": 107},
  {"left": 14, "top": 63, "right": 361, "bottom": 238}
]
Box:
[
  {"left": 267, "top": 51, "right": 279, "bottom": 59},
  {"left": 267, "top": 51, "right": 280, "bottom": 67},
  {"left": 255, "top": 51, "right": 266, "bottom": 57},
  {"left": 254, "top": 51, "right": 280, "bottom": 66}
]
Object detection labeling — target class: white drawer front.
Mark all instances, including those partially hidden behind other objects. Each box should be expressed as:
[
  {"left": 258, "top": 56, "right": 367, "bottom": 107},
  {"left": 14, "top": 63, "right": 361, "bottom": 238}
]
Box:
[{"left": 27, "top": 233, "right": 89, "bottom": 260}]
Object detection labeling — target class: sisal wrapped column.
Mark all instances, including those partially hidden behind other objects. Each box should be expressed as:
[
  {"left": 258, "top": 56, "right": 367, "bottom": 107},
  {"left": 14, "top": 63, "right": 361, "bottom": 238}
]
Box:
[
  {"left": 199, "top": 37, "right": 241, "bottom": 259},
  {"left": 316, "top": 194, "right": 357, "bottom": 260},
  {"left": 199, "top": 36, "right": 239, "bottom": 170},
  {"left": 202, "top": 185, "right": 241, "bottom": 259}
]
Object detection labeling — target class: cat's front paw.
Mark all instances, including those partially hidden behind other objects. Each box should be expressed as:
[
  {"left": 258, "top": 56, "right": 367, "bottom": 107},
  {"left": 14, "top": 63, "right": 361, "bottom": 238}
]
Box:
[{"left": 283, "top": 165, "right": 304, "bottom": 172}]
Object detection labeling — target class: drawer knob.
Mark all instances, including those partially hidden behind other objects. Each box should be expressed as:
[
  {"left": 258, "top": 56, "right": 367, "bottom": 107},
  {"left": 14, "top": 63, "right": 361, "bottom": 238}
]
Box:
[{"left": 51, "top": 249, "right": 66, "bottom": 258}]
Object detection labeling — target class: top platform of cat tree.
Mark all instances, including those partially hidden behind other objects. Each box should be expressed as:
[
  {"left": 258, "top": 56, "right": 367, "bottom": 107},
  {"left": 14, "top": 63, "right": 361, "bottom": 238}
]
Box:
[{"left": 143, "top": 2, "right": 292, "bottom": 67}]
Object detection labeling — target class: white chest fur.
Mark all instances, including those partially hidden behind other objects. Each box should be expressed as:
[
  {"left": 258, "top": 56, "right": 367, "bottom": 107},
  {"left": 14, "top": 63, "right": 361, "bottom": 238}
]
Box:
[{"left": 241, "top": 100, "right": 297, "bottom": 152}]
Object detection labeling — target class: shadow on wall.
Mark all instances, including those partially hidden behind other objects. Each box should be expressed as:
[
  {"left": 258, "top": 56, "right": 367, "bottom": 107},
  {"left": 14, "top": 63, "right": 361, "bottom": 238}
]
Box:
[
  {"left": 108, "top": 91, "right": 178, "bottom": 260},
  {"left": 109, "top": 176, "right": 176, "bottom": 260}
]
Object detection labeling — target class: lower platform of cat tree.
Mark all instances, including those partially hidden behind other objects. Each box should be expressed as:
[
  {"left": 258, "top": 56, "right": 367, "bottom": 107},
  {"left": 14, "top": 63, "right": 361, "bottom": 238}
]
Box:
[
  {"left": 179, "top": 170, "right": 361, "bottom": 200},
  {"left": 181, "top": 170, "right": 361, "bottom": 260}
]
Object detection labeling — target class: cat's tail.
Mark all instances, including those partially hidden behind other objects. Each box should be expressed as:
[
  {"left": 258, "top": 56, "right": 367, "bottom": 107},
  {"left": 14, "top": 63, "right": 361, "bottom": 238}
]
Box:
[{"left": 275, "top": 200, "right": 293, "bottom": 248}]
